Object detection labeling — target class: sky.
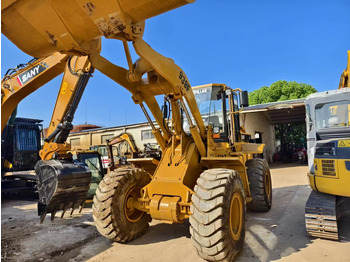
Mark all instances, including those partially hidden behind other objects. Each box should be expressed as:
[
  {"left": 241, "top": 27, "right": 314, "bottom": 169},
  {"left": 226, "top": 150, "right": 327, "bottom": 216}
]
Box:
[{"left": 1, "top": 0, "right": 350, "bottom": 129}]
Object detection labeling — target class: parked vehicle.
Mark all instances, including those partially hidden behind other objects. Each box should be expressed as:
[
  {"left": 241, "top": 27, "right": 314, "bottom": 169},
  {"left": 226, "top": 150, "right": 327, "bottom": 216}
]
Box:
[{"left": 1, "top": 116, "right": 42, "bottom": 196}]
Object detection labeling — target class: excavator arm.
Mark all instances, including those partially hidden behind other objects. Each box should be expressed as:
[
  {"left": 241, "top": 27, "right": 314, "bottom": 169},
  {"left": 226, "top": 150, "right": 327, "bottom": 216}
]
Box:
[
  {"left": 338, "top": 50, "right": 350, "bottom": 89},
  {"left": 40, "top": 56, "right": 92, "bottom": 160}
]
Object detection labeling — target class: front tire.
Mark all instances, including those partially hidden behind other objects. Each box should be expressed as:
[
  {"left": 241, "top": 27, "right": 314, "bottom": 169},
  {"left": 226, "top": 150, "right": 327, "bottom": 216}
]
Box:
[
  {"left": 190, "top": 169, "right": 246, "bottom": 261},
  {"left": 246, "top": 158, "right": 272, "bottom": 212},
  {"left": 92, "top": 167, "right": 151, "bottom": 242}
]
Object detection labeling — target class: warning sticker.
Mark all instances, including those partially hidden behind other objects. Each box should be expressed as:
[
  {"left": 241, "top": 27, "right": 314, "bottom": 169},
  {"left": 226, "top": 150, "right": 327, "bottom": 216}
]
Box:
[{"left": 338, "top": 140, "right": 350, "bottom": 147}]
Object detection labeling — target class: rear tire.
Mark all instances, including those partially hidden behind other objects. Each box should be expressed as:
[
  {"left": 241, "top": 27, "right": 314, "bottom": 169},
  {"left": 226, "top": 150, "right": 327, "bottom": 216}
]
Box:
[
  {"left": 92, "top": 167, "right": 151, "bottom": 242},
  {"left": 246, "top": 158, "right": 272, "bottom": 212},
  {"left": 190, "top": 169, "right": 246, "bottom": 261}
]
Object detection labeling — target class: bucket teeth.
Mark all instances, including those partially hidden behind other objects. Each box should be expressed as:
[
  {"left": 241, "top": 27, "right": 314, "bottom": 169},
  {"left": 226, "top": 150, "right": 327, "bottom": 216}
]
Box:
[
  {"left": 70, "top": 205, "right": 77, "bottom": 216},
  {"left": 40, "top": 212, "right": 47, "bottom": 224},
  {"left": 39, "top": 201, "right": 87, "bottom": 222},
  {"left": 61, "top": 207, "right": 67, "bottom": 218},
  {"left": 51, "top": 210, "right": 57, "bottom": 221},
  {"left": 79, "top": 201, "right": 85, "bottom": 213}
]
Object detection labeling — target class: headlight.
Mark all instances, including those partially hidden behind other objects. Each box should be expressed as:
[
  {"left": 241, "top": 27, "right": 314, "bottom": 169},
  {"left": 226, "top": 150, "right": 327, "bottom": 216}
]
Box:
[{"left": 213, "top": 126, "right": 220, "bottom": 134}]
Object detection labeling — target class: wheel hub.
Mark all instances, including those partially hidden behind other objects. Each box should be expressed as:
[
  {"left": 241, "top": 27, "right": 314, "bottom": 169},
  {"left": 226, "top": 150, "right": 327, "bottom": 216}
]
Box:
[
  {"left": 124, "top": 186, "right": 143, "bottom": 222},
  {"left": 229, "top": 191, "right": 243, "bottom": 241},
  {"left": 265, "top": 172, "right": 272, "bottom": 201}
]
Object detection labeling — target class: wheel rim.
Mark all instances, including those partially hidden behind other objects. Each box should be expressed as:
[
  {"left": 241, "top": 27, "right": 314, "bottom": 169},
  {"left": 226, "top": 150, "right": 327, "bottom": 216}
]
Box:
[
  {"left": 229, "top": 191, "right": 244, "bottom": 241},
  {"left": 124, "top": 185, "right": 143, "bottom": 222},
  {"left": 265, "top": 171, "right": 272, "bottom": 201}
]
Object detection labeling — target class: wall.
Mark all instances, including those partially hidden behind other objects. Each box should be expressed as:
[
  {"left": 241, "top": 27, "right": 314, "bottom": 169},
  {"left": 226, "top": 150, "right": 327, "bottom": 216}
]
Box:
[
  {"left": 240, "top": 112, "right": 276, "bottom": 163},
  {"left": 67, "top": 122, "right": 157, "bottom": 150}
]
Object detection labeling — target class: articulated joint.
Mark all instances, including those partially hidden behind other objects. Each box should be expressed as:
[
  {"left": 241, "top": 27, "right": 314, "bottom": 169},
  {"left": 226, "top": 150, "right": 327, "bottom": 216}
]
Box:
[
  {"left": 129, "top": 194, "right": 184, "bottom": 223},
  {"left": 149, "top": 195, "right": 183, "bottom": 223}
]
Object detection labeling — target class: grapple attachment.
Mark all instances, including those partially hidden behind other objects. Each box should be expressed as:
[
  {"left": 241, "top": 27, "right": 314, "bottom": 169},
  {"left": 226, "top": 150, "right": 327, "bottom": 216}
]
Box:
[{"left": 35, "top": 159, "right": 91, "bottom": 222}]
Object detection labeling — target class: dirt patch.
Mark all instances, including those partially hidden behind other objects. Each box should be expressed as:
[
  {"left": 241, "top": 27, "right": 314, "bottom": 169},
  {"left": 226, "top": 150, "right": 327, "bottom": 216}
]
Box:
[
  {"left": 2, "top": 164, "right": 350, "bottom": 262},
  {"left": 1, "top": 238, "right": 20, "bottom": 261}
]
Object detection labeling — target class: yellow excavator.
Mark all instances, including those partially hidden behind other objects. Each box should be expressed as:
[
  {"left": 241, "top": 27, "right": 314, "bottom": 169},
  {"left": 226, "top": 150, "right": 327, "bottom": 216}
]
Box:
[
  {"left": 1, "top": 1, "right": 273, "bottom": 260},
  {"left": 105, "top": 132, "right": 161, "bottom": 172},
  {"left": 305, "top": 51, "right": 350, "bottom": 240}
]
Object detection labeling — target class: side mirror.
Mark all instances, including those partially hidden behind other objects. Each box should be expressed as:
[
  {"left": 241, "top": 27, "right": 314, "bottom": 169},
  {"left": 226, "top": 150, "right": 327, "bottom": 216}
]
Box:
[{"left": 241, "top": 91, "right": 249, "bottom": 107}]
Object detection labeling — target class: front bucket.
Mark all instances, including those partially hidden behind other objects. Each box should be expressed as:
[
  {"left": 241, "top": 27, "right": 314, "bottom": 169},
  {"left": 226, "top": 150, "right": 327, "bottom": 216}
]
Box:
[{"left": 35, "top": 159, "right": 91, "bottom": 222}]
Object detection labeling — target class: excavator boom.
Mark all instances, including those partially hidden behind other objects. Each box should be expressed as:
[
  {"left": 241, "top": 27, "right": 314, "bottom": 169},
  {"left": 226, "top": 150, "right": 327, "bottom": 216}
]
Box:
[{"left": 1, "top": 53, "right": 68, "bottom": 131}]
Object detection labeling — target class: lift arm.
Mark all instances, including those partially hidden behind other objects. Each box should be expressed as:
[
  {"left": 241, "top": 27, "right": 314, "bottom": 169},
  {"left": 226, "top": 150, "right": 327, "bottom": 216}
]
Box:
[{"left": 89, "top": 38, "right": 207, "bottom": 156}]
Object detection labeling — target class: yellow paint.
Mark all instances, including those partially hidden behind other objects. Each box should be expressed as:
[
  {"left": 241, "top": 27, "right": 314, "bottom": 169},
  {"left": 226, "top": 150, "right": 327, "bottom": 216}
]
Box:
[
  {"left": 338, "top": 50, "right": 350, "bottom": 89},
  {"left": 329, "top": 105, "right": 337, "bottom": 115},
  {"left": 338, "top": 140, "right": 350, "bottom": 147},
  {"left": 312, "top": 158, "right": 350, "bottom": 197},
  {"left": 60, "top": 82, "right": 67, "bottom": 95}
]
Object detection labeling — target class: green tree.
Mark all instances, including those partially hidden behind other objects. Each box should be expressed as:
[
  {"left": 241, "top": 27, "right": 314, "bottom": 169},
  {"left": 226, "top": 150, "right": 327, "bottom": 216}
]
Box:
[
  {"left": 249, "top": 80, "right": 316, "bottom": 105},
  {"left": 248, "top": 80, "right": 317, "bottom": 157}
]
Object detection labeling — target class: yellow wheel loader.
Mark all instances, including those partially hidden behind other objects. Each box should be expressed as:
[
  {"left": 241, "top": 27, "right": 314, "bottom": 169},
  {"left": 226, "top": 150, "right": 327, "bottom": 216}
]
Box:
[{"left": 1, "top": 1, "right": 273, "bottom": 260}]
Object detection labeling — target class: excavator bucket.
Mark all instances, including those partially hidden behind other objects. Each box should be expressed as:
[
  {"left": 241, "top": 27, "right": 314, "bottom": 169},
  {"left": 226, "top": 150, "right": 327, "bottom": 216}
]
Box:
[{"left": 35, "top": 159, "right": 91, "bottom": 222}]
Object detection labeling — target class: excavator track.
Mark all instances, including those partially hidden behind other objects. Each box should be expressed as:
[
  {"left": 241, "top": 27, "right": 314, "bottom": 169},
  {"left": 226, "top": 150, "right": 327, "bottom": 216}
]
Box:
[
  {"left": 35, "top": 159, "right": 91, "bottom": 222},
  {"left": 305, "top": 190, "right": 338, "bottom": 240}
]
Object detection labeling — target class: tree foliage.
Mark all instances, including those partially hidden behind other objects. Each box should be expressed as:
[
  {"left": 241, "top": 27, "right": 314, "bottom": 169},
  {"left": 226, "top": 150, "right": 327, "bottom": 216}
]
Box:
[
  {"left": 249, "top": 80, "right": 317, "bottom": 105},
  {"left": 248, "top": 80, "right": 317, "bottom": 157}
]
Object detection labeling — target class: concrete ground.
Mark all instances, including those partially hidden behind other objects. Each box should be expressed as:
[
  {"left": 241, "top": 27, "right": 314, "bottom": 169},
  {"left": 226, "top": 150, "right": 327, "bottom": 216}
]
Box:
[{"left": 2, "top": 163, "right": 350, "bottom": 262}]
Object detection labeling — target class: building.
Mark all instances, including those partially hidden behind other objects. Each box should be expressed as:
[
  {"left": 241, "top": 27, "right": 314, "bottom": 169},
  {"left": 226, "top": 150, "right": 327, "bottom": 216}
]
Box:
[
  {"left": 241, "top": 98, "right": 306, "bottom": 162},
  {"left": 67, "top": 98, "right": 306, "bottom": 163},
  {"left": 67, "top": 122, "right": 158, "bottom": 151}
]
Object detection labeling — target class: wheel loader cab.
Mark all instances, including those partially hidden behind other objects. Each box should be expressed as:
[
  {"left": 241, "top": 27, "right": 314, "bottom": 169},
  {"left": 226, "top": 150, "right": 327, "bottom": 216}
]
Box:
[
  {"left": 184, "top": 84, "right": 246, "bottom": 144},
  {"left": 183, "top": 85, "right": 228, "bottom": 141}
]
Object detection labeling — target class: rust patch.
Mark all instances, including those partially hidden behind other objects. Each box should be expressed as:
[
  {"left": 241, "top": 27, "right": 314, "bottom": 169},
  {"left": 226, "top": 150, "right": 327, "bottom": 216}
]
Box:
[
  {"left": 45, "top": 31, "right": 57, "bottom": 47},
  {"left": 110, "top": 15, "right": 126, "bottom": 32},
  {"left": 83, "top": 2, "right": 95, "bottom": 16},
  {"left": 94, "top": 13, "right": 127, "bottom": 38}
]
